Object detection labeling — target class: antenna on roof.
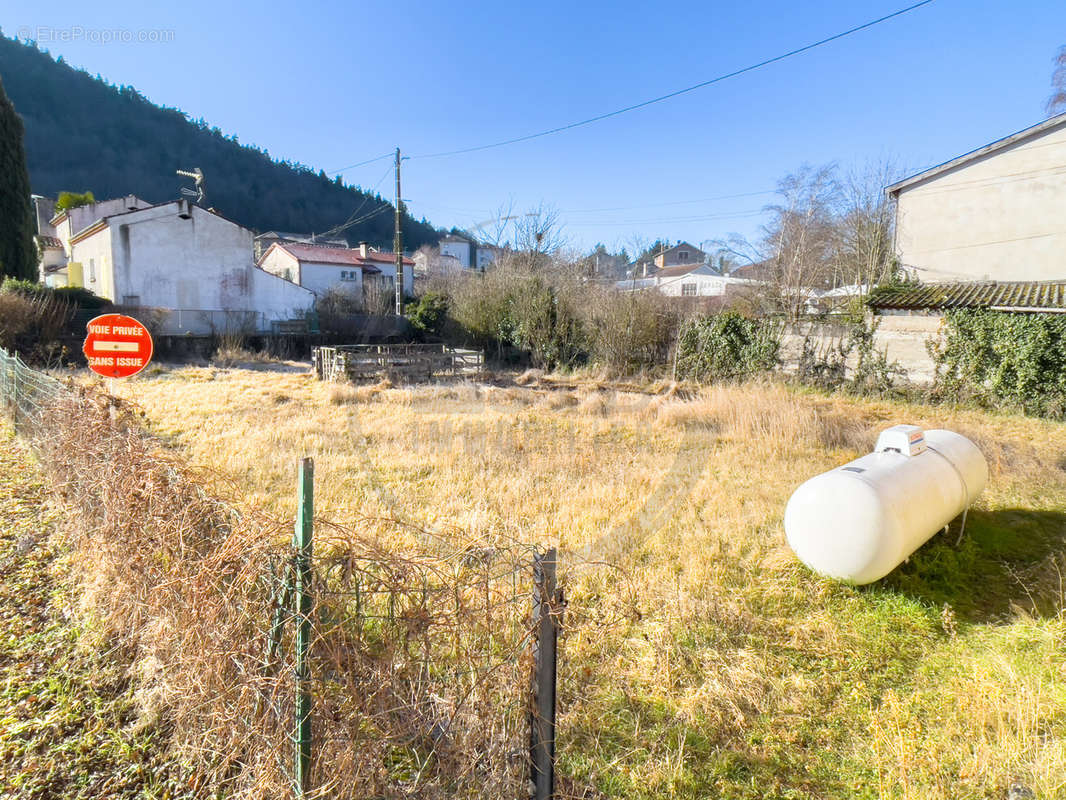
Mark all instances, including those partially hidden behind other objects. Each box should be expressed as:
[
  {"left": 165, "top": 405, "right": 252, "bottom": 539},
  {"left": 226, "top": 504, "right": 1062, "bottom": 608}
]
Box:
[{"left": 176, "top": 168, "right": 206, "bottom": 205}]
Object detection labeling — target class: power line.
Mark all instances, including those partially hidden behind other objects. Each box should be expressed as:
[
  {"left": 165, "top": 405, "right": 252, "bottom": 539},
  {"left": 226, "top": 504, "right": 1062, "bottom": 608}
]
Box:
[
  {"left": 328, "top": 151, "right": 394, "bottom": 175},
  {"left": 320, "top": 162, "right": 395, "bottom": 237},
  {"left": 410, "top": 0, "right": 935, "bottom": 160},
  {"left": 560, "top": 190, "right": 777, "bottom": 214}
]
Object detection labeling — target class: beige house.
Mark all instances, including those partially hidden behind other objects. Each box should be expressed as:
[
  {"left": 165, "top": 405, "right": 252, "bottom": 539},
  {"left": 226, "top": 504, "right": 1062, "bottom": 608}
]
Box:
[
  {"left": 887, "top": 112, "right": 1066, "bottom": 283},
  {"left": 653, "top": 241, "right": 706, "bottom": 270}
]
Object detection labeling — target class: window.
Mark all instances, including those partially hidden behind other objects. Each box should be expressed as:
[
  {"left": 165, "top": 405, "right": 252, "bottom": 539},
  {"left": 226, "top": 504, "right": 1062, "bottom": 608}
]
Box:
[
  {"left": 681, "top": 283, "right": 697, "bottom": 296},
  {"left": 678, "top": 250, "right": 689, "bottom": 263},
  {"left": 88, "top": 258, "right": 96, "bottom": 282},
  {"left": 340, "top": 270, "right": 357, "bottom": 281},
  {"left": 122, "top": 295, "right": 140, "bottom": 306}
]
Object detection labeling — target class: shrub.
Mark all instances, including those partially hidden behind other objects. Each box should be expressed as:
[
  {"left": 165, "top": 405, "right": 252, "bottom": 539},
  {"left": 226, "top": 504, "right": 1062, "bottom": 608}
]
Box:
[
  {"left": 674, "top": 311, "right": 780, "bottom": 382},
  {"left": 54, "top": 190, "right": 95, "bottom": 212},
  {"left": 405, "top": 291, "right": 448, "bottom": 337},
  {"left": 930, "top": 309, "right": 1066, "bottom": 417},
  {"left": 584, "top": 287, "right": 678, "bottom": 374},
  {"left": 796, "top": 315, "right": 906, "bottom": 397},
  {"left": 436, "top": 263, "right": 586, "bottom": 369},
  {"left": 0, "top": 289, "right": 74, "bottom": 363}
]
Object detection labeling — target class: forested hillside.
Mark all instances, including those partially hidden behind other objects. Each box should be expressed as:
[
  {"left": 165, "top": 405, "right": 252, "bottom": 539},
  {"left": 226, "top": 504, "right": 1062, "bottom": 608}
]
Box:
[{"left": 0, "top": 34, "right": 439, "bottom": 249}]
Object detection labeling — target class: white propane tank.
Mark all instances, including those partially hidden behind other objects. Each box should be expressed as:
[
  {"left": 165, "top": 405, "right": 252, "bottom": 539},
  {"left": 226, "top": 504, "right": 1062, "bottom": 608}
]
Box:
[{"left": 784, "top": 425, "right": 988, "bottom": 584}]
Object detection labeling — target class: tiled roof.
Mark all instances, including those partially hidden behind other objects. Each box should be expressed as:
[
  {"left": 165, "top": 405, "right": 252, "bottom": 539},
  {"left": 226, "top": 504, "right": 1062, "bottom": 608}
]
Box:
[
  {"left": 360, "top": 250, "right": 415, "bottom": 266},
  {"left": 35, "top": 235, "right": 62, "bottom": 249},
  {"left": 868, "top": 281, "right": 1066, "bottom": 311},
  {"left": 655, "top": 263, "right": 707, "bottom": 278},
  {"left": 272, "top": 243, "right": 379, "bottom": 272}
]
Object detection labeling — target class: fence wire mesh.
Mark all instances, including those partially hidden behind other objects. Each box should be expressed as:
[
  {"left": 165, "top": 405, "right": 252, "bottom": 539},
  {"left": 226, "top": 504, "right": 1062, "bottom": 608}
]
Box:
[{"left": 0, "top": 346, "right": 542, "bottom": 800}]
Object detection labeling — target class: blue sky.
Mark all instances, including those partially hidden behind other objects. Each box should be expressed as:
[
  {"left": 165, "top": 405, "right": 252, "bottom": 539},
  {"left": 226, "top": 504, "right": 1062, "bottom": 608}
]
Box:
[{"left": 3, "top": 0, "right": 1064, "bottom": 253}]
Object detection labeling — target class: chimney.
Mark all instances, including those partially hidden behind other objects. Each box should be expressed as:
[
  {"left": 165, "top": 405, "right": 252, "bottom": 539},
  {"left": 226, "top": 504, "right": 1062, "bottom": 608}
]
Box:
[
  {"left": 358, "top": 241, "right": 369, "bottom": 258},
  {"left": 126, "top": 194, "right": 139, "bottom": 211},
  {"left": 177, "top": 198, "right": 192, "bottom": 219}
]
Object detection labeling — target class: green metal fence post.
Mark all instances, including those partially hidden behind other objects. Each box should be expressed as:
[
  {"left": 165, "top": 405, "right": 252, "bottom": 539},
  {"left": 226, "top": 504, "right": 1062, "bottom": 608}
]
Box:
[{"left": 294, "top": 458, "right": 314, "bottom": 798}]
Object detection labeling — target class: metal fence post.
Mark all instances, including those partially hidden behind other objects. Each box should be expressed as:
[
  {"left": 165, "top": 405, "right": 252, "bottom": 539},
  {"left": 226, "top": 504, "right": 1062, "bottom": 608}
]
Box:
[
  {"left": 294, "top": 458, "right": 314, "bottom": 798},
  {"left": 530, "top": 547, "right": 561, "bottom": 800}
]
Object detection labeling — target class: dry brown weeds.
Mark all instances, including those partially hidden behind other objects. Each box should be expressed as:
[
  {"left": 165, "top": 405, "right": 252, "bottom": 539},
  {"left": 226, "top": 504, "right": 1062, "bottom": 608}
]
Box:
[{"left": 28, "top": 387, "right": 541, "bottom": 799}]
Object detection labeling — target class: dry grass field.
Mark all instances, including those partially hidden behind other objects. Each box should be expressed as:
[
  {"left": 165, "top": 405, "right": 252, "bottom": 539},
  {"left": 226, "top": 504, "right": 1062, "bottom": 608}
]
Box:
[{"left": 110, "top": 364, "right": 1066, "bottom": 799}]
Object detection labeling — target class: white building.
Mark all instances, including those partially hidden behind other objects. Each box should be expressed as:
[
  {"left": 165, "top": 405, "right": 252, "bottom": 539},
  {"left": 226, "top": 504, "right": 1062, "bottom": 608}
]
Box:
[
  {"left": 618, "top": 263, "right": 755, "bottom": 298},
  {"left": 40, "top": 197, "right": 313, "bottom": 335},
  {"left": 258, "top": 241, "right": 415, "bottom": 301},
  {"left": 887, "top": 111, "right": 1066, "bottom": 283},
  {"left": 438, "top": 233, "right": 500, "bottom": 271},
  {"left": 413, "top": 246, "right": 464, "bottom": 277}
]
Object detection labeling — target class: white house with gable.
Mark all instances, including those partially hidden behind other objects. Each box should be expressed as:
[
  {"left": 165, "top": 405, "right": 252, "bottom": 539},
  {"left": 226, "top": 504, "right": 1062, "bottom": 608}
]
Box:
[
  {"left": 258, "top": 241, "right": 415, "bottom": 301},
  {"left": 40, "top": 197, "right": 313, "bottom": 334},
  {"left": 618, "top": 263, "right": 755, "bottom": 298}
]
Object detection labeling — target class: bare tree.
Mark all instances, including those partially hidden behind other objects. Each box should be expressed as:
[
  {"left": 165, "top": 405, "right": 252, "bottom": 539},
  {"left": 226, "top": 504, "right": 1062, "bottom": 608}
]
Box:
[
  {"left": 740, "top": 163, "right": 841, "bottom": 320},
  {"left": 473, "top": 198, "right": 517, "bottom": 250},
  {"left": 833, "top": 158, "right": 904, "bottom": 290},
  {"left": 511, "top": 202, "right": 567, "bottom": 268},
  {"left": 1048, "top": 45, "right": 1066, "bottom": 116}
]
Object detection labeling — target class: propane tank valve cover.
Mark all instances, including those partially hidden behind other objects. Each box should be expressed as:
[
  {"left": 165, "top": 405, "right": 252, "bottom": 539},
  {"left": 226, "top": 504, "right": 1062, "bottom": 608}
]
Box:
[{"left": 875, "top": 424, "right": 926, "bottom": 457}]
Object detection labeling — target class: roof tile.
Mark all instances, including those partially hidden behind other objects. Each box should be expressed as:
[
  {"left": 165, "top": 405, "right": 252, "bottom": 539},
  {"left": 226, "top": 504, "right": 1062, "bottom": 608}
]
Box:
[{"left": 868, "top": 281, "right": 1066, "bottom": 312}]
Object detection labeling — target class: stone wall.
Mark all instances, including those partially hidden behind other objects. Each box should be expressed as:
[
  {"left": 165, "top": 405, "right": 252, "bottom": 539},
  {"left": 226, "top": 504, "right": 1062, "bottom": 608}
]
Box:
[{"left": 780, "top": 313, "right": 943, "bottom": 384}]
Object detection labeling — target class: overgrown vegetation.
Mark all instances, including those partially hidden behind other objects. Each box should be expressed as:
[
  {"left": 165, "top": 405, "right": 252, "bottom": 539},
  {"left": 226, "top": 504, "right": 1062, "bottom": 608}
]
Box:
[
  {"left": 674, "top": 311, "right": 780, "bottom": 381},
  {"left": 0, "top": 426, "right": 188, "bottom": 799},
  {"left": 53, "top": 189, "right": 95, "bottom": 211},
  {"left": 122, "top": 367, "right": 1066, "bottom": 799},
  {"left": 0, "top": 279, "right": 107, "bottom": 364},
  {"left": 405, "top": 290, "right": 449, "bottom": 337},
  {"left": 796, "top": 314, "right": 906, "bottom": 397},
  {"left": 931, "top": 309, "right": 1066, "bottom": 417},
  {"left": 5, "top": 370, "right": 537, "bottom": 799},
  {"left": 433, "top": 261, "right": 677, "bottom": 373}
]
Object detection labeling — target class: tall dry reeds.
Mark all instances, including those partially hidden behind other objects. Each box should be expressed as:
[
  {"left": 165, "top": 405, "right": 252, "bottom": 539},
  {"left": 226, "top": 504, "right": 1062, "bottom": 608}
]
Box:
[{"left": 28, "top": 387, "right": 537, "bottom": 799}]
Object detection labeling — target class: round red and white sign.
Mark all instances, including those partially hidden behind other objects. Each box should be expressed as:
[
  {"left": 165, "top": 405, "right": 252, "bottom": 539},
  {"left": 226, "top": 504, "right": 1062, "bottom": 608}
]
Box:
[{"left": 83, "top": 313, "right": 154, "bottom": 378}]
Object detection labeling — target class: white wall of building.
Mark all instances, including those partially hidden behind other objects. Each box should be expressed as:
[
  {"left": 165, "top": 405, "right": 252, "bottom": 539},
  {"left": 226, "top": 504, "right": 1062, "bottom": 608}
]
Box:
[
  {"left": 68, "top": 203, "right": 312, "bottom": 333},
  {"left": 71, "top": 227, "right": 114, "bottom": 299},
  {"left": 894, "top": 118, "right": 1066, "bottom": 283},
  {"left": 299, "top": 261, "right": 366, "bottom": 298},
  {"left": 258, "top": 247, "right": 301, "bottom": 284},
  {"left": 440, "top": 239, "right": 472, "bottom": 267}
]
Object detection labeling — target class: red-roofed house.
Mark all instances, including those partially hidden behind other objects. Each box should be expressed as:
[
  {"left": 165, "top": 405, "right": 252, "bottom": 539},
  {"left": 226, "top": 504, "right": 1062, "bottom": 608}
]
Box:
[{"left": 258, "top": 241, "right": 415, "bottom": 302}]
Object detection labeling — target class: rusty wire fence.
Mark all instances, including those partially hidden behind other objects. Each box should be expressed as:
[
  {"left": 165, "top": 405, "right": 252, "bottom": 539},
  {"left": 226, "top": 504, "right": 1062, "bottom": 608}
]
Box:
[{"left": 0, "top": 346, "right": 561, "bottom": 799}]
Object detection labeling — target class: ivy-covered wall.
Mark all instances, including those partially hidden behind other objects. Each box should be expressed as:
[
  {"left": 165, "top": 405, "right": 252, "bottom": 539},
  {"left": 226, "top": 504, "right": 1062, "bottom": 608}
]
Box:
[{"left": 930, "top": 309, "right": 1066, "bottom": 418}]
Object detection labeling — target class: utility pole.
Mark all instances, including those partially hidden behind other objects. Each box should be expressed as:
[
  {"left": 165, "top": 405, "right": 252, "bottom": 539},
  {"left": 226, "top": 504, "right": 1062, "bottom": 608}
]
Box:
[{"left": 394, "top": 147, "right": 404, "bottom": 316}]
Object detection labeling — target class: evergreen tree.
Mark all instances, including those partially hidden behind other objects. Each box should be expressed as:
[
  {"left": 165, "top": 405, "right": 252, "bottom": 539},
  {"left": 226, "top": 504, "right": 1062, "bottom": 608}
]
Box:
[
  {"left": 0, "top": 74, "right": 36, "bottom": 281},
  {"left": 0, "top": 35, "right": 442, "bottom": 251}
]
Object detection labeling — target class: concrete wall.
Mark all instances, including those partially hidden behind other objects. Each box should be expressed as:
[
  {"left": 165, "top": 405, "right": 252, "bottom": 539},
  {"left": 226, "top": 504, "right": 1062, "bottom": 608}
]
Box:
[
  {"left": 259, "top": 247, "right": 301, "bottom": 284},
  {"left": 780, "top": 314, "right": 943, "bottom": 385},
  {"left": 300, "top": 261, "right": 365, "bottom": 298},
  {"left": 249, "top": 268, "right": 315, "bottom": 324},
  {"left": 72, "top": 227, "right": 114, "bottom": 299},
  {"left": 440, "top": 239, "right": 472, "bottom": 267},
  {"left": 102, "top": 204, "right": 254, "bottom": 311},
  {"left": 895, "top": 119, "right": 1066, "bottom": 282}
]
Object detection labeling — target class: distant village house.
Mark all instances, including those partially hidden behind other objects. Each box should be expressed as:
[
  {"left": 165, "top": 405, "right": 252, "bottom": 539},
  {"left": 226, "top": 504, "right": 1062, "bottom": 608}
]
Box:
[{"left": 257, "top": 241, "right": 415, "bottom": 303}]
